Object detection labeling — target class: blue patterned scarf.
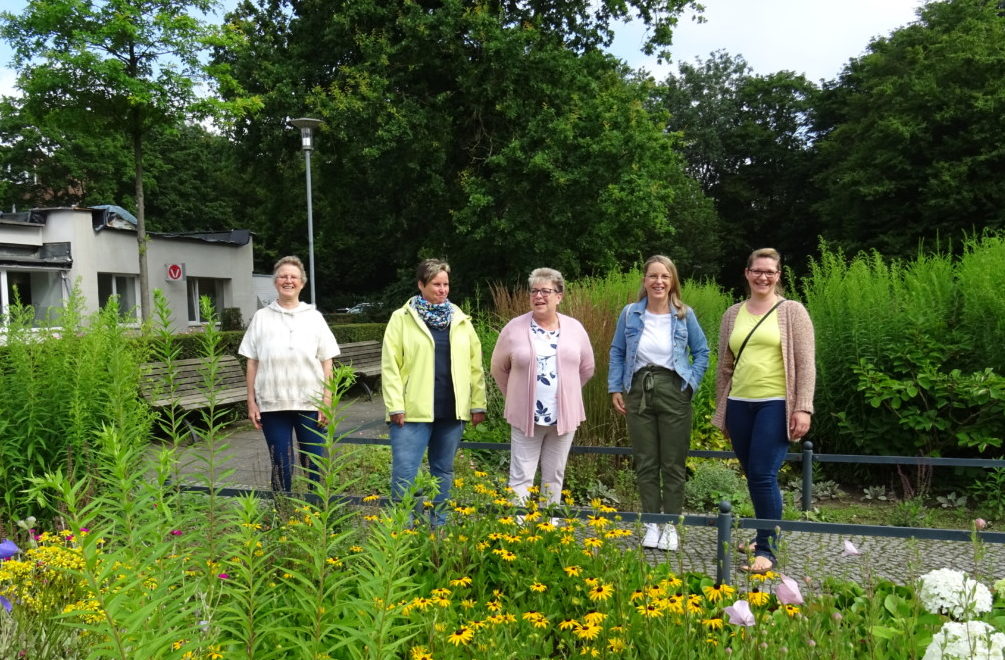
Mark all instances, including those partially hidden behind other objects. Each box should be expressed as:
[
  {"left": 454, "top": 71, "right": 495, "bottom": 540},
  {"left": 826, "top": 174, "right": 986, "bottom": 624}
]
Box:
[{"left": 412, "top": 295, "right": 453, "bottom": 330}]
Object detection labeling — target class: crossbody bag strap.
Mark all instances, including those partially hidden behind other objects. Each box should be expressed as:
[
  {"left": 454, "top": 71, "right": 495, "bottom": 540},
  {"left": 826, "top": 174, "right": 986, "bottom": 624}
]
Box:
[{"left": 733, "top": 300, "right": 784, "bottom": 366}]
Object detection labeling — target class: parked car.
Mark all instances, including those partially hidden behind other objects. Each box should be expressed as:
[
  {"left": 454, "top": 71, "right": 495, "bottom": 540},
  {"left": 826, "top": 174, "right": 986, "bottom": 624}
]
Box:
[{"left": 346, "top": 302, "right": 379, "bottom": 314}]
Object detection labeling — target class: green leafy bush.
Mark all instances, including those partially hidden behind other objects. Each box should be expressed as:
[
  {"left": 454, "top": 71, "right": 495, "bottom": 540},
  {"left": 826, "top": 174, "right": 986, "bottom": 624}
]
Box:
[
  {"left": 330, "top": 322, "right": 387, "bottom": 343},
  {"left": 804, "top": 236, "right": 1005, "bottom": 474},
  {"left": 684, "top": 460, "right": 751, "bottom": 512}
]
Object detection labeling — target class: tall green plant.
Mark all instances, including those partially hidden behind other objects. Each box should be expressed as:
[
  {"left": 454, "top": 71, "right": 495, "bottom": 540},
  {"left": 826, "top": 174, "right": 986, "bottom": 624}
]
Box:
[
  {"left": 804, "top": 239, "right": 1005, "bottom": 471},
  {"left": 957, "top": 234, "right": 1005, "bottom": 373},
  {"left": 0, "top": 286, "right": 151, "bottom": 523}
]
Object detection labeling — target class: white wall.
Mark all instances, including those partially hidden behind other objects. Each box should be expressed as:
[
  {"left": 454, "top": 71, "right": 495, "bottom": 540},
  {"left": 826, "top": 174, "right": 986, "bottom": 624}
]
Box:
[
  {"left": 148, "top": 237, "right": 256, "bottom": 331},
  {"left": 6, "top": 209, "right": 256, "bottom": 333}
]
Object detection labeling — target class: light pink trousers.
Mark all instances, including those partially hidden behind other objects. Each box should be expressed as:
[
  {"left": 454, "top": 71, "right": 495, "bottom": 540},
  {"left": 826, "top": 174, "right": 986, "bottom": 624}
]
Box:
[{"left": 509, "top": 424, "right": 575, "bottom": 506}]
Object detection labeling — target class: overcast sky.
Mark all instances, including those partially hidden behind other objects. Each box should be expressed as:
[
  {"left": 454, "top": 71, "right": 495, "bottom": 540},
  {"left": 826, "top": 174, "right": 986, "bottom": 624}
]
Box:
[
  {"left": 611, "top": 0, "right": 926, "bottom": 83},
  {"left": 1, "top": 0, "right": 926, "bottom": 97}
]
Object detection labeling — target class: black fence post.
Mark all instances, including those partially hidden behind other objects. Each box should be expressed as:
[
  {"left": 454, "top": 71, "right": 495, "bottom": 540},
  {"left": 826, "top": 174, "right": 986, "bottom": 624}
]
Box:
[
  {"left": 716, "top": 500, "right": 733, "bottom": 586},
  {"left": 802, "top": 440, "right": 814, "bottom": 512}
]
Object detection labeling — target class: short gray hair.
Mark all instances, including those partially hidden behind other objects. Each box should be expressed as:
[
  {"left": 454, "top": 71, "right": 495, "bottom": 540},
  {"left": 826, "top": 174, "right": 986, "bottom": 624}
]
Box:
[
  {"left": 528, "top": 267, "right": 564, "bottom": 293},
  {"left": 416, "top": 258, "right": 450, "bottom": 285},
  {"left": 273, "top": 255, "right": 307, "bottom": 284}
]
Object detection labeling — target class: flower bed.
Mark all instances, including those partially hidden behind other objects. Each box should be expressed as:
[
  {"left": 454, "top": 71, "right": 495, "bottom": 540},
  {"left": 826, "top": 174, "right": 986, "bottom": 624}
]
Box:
[{"left": 2, "top": 471, "right": 1005, "bottom": 658}]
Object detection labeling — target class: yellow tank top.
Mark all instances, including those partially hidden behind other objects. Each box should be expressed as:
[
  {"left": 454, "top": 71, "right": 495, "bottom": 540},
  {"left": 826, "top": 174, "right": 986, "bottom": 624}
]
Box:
[{"left": 728, "top": 304, "right": 786, "bottom": 399}]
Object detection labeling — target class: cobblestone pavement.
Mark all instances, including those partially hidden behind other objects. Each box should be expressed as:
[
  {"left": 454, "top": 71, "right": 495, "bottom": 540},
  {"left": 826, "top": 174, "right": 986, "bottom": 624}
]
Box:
[
  {"left": 155, "top": 394, "right": 1005, "bottom": 588},
  {"left": 639, "top": 526, "right": 1005, "bottom": 588}
]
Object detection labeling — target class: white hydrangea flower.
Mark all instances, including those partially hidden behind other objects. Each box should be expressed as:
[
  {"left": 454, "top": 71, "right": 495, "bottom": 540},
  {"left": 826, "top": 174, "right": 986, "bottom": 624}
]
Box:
[
  {"left": 922, "top": 621, "right": 1005, "bottom": 660},
  {"left": 919, "top": 569, "right": 993, "bottom": 620}
]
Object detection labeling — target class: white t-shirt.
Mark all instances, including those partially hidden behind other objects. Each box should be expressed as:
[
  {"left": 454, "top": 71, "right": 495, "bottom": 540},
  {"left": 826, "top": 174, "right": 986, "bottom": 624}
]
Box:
[{"left": 633, "top": 310, "right": 674, "bottom": 373}]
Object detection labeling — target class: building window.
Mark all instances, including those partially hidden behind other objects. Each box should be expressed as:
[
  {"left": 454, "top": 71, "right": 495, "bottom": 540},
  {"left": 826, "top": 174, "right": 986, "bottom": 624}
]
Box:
[
  {"left": 97, "top": 273, "right": 139, "bottom": 321},
  {"left": 188, "top": 277, "right": 226, "bottom": 323},
  {"left": 1, "top": 269, "right": 64, "bottom": 325}
]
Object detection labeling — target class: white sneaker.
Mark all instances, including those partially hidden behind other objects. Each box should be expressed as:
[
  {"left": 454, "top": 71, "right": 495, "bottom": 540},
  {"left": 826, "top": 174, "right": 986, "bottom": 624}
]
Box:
[
  {"left": 550, "top": 517, "right": 563, "bottom": 528},
  {"left": 641, "top": 523, "right": 660, "bottom": 548},
  {"left": 657, "top": 524, "right": 679, "bottom": 551}
]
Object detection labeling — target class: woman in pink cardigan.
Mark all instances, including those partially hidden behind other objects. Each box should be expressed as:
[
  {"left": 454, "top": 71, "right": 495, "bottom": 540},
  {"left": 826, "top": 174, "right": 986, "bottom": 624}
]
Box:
[{"left": 491, "top": 268, "right": 595, "bottom": 517}]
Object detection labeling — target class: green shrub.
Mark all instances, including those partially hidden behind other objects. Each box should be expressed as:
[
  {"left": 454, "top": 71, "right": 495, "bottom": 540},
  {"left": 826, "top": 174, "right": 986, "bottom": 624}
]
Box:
[
  {"left": 221, "top": 307, "right": 244, "bottom": 331},
  {"left": 330, "top": 323, "right": 387, "bottom": 343},
  {"left": 803, "top": 236, "right": 1005, "bottom": 471},
  {"left": 889, "top": 497, "right": 931, "bottom": 527},
  {"left": 684, "top": 460, "right": 751, "bottom": 513}
]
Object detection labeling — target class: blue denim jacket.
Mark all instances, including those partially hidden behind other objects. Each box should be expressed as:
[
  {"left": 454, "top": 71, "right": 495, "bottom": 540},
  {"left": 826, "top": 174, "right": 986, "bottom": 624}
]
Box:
[{"left": 607, "top": 299, "right": 710, "bottom": 395}]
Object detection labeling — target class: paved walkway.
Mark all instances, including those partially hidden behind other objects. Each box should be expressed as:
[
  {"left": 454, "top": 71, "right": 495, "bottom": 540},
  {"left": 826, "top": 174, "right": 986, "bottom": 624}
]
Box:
[{"left": 154, "top": 394, "right": 1005, "bottom": 587}]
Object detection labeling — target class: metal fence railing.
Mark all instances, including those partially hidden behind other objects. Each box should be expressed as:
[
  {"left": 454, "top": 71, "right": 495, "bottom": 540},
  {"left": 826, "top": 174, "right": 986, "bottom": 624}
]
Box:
[
  {"left": 173, "top": 430, "right": 1005, "bottom": 585},
  {"left": 342, "top": 432, "right": 1005, "bottom": 512}
]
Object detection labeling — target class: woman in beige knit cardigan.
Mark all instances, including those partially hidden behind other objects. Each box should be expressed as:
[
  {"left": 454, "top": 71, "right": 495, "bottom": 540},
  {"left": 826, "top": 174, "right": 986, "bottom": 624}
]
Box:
[{"left": 712, "top": 247, "right": 815, "bottom": 573}]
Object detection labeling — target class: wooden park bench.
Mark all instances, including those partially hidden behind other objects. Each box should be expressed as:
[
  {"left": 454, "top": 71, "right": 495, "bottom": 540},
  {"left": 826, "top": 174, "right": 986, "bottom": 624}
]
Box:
[
  {"left": 334, "top": 340, "right": 382, "bottom": 399},
  {"left": 141, "top": 356, "right": 247, "bottom": 438}
]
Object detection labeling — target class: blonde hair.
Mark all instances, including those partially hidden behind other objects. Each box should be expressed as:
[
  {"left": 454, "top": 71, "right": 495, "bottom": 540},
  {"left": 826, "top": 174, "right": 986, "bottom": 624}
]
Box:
[
  {"left": 637, "top": 255, "right": 686, "bottom": 319},
  {"left": 528, "top": 267, "right": 565, "bottom": 293},
  {"left": 273, "top": 255, "right": 307, "bottom": 284},
  {"left": 746, "top": 247, "right": 784, "bottom": 295}
]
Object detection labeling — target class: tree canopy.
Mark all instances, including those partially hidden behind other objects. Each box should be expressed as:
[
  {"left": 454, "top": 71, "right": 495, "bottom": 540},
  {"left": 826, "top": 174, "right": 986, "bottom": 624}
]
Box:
[
  {"left": 812, "top": 0, "right": 1005, "bottom": 258},
  {"left": 656, "top": 51, "right": 818, "bottom": 280},
  {"left": 0, "top": 0, "right": 253, "bottom": 318},
  {"left": 3, "top": 0, "right": 1004, "bottom": 303},
  {"left": 214, "top": 0, "right": 716, "bottom": 300}
]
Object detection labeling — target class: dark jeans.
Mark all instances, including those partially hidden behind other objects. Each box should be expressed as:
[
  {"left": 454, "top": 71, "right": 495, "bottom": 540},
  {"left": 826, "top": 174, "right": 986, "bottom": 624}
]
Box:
[
  {"left": 725, "top": 399, "right": 788, "bottom": 560},
  {"left": 260, "top": 410, "right": 326, "bottom": 493},
  {"left": 625, "top": 367, "right": 692, "bottom": 515}
]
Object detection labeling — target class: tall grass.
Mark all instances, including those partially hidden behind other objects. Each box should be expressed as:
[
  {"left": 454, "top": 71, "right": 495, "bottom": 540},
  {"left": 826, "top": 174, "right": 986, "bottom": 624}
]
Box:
[{"left": 3, "top": 293, "right": 420, "bottom": 659}]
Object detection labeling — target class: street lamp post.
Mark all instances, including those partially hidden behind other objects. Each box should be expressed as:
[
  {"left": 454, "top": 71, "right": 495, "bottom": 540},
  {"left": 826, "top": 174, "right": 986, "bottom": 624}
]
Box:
[{"left": 291, "top": 117, "right": 323, "bottom": 307}]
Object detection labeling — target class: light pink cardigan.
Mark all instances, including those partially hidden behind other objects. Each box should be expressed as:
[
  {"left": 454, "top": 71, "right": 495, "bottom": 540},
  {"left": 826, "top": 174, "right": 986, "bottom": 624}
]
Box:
[{"left": 490, "top": 312, "right": 596, "bottom": 437}]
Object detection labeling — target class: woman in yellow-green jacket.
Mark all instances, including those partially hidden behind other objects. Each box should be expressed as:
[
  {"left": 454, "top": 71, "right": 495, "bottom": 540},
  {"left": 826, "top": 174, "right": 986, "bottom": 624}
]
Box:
[{"left": 381, "top": 258, "right": 487, "bottom": 526}]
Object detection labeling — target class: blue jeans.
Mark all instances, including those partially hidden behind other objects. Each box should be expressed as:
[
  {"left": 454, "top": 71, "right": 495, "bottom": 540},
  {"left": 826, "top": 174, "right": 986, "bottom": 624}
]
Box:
[
  {"left": 260, "top": 411, "right": 326, "bottom": 493},
  {"left": 390, "top": 419, "right": 465, "bottom": 526},
  {"left": 726, "top": 399, "right": 789, "bottom": 560}
]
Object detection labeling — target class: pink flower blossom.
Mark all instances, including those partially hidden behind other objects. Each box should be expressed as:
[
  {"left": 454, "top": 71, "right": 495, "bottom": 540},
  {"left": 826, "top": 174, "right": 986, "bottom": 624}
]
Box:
[
  {"left": 724, "top": 599, "right": 756, "bottom": 626},
  {"left": 775, "top": 574, "right": 804, "bottom": 605},
  {"left": 169, "top": 530, "right": 183, "bottom": 536},
  {"left": 218, "top": 573, "right": 230, "bottom": 580},
  {"left": 841, "top": 540, "right": 861, "bottom": 557},
  {"left": 975, "top": 518, "right": 988, "bottom": 531}
]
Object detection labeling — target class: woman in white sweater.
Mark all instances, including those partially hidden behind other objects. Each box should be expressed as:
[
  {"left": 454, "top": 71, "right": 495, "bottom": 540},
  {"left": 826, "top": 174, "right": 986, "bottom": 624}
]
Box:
[{"left": 239, "top": 256, "right": 340, "bottom": 492}]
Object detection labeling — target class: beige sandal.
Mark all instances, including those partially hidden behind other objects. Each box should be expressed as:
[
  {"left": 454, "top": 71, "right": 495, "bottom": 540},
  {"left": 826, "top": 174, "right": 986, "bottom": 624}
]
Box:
[{"left": 740, "top": 555, "right": 776, "bottom": 574}]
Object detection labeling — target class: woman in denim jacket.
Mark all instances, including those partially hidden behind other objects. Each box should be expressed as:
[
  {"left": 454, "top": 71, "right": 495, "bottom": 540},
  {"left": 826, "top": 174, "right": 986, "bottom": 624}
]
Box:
[{"left": 609, "top": 256, "right": 710, "bottom": 551}]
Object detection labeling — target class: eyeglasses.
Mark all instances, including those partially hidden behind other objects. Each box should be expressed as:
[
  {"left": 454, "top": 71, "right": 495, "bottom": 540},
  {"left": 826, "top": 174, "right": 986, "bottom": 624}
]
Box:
[
  {"left": 530, "top": 288, "right": 559, "bottom": 297},
  {"left": 747, "top": 269, "right": 779, "bottom": 278},
  {"left": 276, "top": 274, "right": 301, "bottom": 281}
]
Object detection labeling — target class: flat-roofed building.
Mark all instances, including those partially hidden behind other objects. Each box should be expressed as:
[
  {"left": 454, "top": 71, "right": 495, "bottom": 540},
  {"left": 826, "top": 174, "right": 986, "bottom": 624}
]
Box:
[{"left": 0, "top": 206, "right": 255, "bottom": 332}]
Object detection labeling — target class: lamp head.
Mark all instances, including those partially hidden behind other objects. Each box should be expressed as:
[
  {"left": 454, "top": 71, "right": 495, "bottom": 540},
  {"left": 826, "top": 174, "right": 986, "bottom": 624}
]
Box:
[{"left": 290, "top": 117, "right": 322, "bottom": 151}]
